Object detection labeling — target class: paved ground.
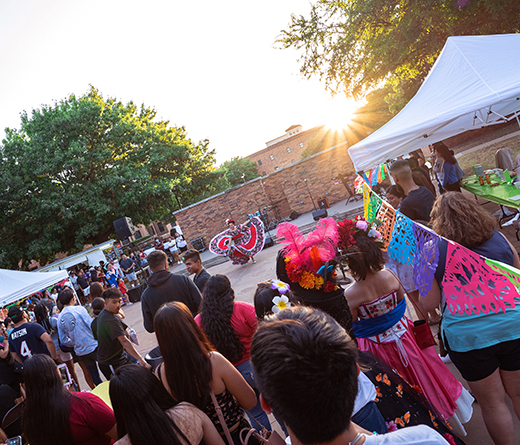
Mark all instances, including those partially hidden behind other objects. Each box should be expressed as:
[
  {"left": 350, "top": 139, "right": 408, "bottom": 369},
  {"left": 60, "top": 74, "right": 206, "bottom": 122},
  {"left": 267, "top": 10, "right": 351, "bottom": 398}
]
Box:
[{"left": 72, "top": 191, "right": 520, "bottom": 444}]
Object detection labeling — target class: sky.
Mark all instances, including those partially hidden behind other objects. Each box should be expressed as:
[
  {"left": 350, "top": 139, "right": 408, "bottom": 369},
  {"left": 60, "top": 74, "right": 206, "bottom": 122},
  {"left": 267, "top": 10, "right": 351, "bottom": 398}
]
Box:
[{"left": 0, "top": 0, "right": 360, "bottom": 164}]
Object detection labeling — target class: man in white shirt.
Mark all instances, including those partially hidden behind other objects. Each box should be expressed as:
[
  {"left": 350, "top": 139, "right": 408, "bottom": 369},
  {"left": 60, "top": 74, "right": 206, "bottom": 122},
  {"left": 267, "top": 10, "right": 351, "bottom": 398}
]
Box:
[{"left": 251, "top": 307, "right": 450, "bottom": 445}]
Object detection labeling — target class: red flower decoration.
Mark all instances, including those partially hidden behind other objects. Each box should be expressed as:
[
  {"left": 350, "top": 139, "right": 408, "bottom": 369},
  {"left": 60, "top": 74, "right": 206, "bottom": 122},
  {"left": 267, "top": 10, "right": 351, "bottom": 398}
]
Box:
[
  {"left": 323, "top": 281, "right": 336, "bottom": 293},
  {"left": 337, "top": 219, "right": 357, "bottom": 250},
  {"left": 286, "top": 262, "right": 303, "bottom": 283}
]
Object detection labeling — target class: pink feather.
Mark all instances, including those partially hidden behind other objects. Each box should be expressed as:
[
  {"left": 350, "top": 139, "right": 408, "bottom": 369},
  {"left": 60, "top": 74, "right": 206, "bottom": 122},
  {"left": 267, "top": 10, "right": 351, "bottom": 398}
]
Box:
[
  {"left": 276, "top": 222, "right": 307, "bottom": 267},
  {"left": 302, "top": 217, "right": 339, "bottom": 262}
]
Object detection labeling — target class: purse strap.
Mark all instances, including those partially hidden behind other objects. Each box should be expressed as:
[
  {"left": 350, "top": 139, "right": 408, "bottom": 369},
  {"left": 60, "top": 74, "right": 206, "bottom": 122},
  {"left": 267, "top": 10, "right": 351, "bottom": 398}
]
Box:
[
  {"left": 385, "top": 268, "right": 427, "bottom": 321},
  {"left": 210, "top": 391, "right": 234, "bottom": 445}
]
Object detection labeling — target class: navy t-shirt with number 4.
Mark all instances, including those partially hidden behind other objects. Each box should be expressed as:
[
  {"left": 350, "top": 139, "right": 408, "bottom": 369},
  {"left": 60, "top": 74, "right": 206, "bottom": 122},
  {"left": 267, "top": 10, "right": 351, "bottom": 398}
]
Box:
[{"left": 8, "top": 323, "right": 51, "bottom": 363}]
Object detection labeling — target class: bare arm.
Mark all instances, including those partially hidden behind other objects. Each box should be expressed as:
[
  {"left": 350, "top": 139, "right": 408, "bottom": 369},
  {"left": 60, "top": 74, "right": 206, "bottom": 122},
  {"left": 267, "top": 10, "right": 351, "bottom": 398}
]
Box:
[
  {"left": 117, "top": 335, "right": 151, "bottom": 369},
  {"left": 343, "top": 287, "right": 359, "bottom": 321},
  {"left": 0, "top": 343, "right": 8, "bottom": 359},
  {"left": 422, "top": 278, "right": 442, "bottom": 313},
  {"left": 212, "top": 352, "right": 256, "bottom": 410},
  {"left": 40, "top": 332, "right": 61, "bottom": 362},
  {"left": 105, "top": 424, "right": 118, "bottom": 441}
]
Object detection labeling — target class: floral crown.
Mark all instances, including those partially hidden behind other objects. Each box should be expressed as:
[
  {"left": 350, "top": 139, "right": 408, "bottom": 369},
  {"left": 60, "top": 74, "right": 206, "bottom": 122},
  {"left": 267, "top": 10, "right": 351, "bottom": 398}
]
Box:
[
  {"left": 337, "top": 216, "right": 383, "bottom": 251},
  {"left": 277, "top": 218, "right": 339, "bottom": 293}
]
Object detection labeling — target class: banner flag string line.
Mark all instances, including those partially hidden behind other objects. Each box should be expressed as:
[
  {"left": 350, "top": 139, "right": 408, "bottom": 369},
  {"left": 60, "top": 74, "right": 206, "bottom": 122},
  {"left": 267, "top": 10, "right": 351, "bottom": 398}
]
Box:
[{"left": 361, "top": 182, "right": 520, "bottom": 316}]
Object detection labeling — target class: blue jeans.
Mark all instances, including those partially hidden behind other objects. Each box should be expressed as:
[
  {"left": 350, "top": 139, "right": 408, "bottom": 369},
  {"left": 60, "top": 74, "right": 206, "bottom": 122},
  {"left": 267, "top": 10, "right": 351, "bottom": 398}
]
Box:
[
  {"left": 236, "top": 360, "right": 272, "bottom": 432},
  {"left": 351, "top": 401, "right": 388, "bottom": 434}
]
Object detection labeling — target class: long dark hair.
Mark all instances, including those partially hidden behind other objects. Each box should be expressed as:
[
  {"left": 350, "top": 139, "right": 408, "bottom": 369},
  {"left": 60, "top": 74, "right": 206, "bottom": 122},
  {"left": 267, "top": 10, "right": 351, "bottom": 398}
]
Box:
[
  {"left": 345, "top": 233, "right": 385, "bottom": 281},
  {"left": 110, "top": 365, "right": 188, "bottom": 445},
  {"left": 23, "top": 355, "right": 74, "bottom": 445},
  {"left": 90, "top": 282, "right": 104, "bottom": 300},
  {"left": 34, "top": 302, "right": 53, "bottom": 334},
  {"left": 200, "top": 275, "right": 245, "bottom": 364},
  {"left": 433, "top": 141, "right": 456, "bottom": 164},
  {"left": 154, "top": 302, "right": 214, "bottom": 410}
]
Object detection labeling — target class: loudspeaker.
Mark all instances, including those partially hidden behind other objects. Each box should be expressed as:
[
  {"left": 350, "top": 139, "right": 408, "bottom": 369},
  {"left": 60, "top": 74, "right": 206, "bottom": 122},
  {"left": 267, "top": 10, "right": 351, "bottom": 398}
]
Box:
[
  {"left": 127, "top": 283, "right": 146, "bottom": 303},
  {"left": 263, "top": 235, "right": 274, "bottom": 248},
  {"left": 113, "top": 217, "right": 135, "bottom": 240},
  {"left": 289, "top": 210, "right": 300, "bottom": 220},
  {"left": 312, "top": 209, "right": 328, "bottom": 221},
  {"left": 317, "top": 197, "right": 330, "bottom": 209},
  {"left": 190, "top": 237, "right": 206, "bottom": 252}
]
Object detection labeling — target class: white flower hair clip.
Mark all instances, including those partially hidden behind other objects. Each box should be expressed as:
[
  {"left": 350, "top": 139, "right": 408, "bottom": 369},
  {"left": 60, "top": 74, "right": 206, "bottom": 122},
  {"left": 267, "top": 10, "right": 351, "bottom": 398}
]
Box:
[
  {"left": 270, "top": 279, "right": 290, "bottom": 294},
  {"left": 272, "top": 295, "right": 291, "bottom": 314}
]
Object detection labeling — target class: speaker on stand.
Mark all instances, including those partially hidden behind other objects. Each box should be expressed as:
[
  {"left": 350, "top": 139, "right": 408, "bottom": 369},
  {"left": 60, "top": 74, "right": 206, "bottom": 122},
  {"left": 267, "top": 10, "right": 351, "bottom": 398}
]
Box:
[{"left": 113, "top": 217, "right": 148, "bottom": 285}]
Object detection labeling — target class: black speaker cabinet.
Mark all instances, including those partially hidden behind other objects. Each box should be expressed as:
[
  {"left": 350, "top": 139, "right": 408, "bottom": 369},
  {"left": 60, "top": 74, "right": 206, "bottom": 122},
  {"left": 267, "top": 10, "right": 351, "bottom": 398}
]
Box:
[
  {"left": 312, "top": 209, "right": 328, "bottom": 221},
  {"left": 317, "top": 197, "right": 330, "bottom": 209},
  {"left": 127, "top": 283, "right": 146, "bottom": 302},
  {"left": 190, "top": 237, "right": 206, "bottom": 252},
  {"left": 113, "top": 217, "right": 136, "bottom": 240},
  {"left": 289, "top": 210, "right": 300, "bottom": 220}
]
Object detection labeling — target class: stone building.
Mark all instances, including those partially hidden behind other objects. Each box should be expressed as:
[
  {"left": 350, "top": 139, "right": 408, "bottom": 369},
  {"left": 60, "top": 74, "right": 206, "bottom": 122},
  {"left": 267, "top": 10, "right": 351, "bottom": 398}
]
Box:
[
  {"left": 174, "top": 141, "right": 357, "bottom": 248},
  {"left": 246, "top": 125, "right": 323, "bottom": 175}
]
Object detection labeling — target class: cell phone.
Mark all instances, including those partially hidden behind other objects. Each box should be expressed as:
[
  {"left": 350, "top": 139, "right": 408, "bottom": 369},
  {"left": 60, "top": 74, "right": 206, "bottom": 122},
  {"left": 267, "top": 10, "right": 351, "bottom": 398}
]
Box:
[
  {"left": 7, "top": 436, "right": 22, "bottom": 445},
  {"left": 58, "top": 363, "right": 72, "bottom": 386}
]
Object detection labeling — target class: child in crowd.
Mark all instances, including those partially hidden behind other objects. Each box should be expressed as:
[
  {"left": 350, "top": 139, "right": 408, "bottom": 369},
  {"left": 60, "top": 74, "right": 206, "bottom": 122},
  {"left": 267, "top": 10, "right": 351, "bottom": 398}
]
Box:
[{"left": 117, "top": 277, "right": 132, "bottom": 306}]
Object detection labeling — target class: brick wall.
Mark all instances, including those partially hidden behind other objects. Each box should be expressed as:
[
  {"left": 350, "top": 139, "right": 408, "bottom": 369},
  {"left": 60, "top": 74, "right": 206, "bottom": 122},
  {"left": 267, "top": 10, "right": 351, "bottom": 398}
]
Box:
[
  {"left": 247, "top": 126, "right": 322, "bottom": 175},
  {"left": 174, "top": 143, "right": 356, "bottom": 247}
]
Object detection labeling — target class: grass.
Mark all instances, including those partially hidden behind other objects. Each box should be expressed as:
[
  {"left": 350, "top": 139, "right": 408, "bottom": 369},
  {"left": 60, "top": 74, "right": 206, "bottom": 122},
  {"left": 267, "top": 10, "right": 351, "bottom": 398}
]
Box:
[{"left": 457, "top": 134, "right": 520, "bottom": 176}]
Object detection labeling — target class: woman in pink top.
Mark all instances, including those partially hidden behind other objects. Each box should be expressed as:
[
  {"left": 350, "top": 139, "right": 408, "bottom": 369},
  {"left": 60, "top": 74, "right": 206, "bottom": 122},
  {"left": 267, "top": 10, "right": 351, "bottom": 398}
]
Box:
[{"left": 196, "top": 274, "right": 271, "bottom": 432}]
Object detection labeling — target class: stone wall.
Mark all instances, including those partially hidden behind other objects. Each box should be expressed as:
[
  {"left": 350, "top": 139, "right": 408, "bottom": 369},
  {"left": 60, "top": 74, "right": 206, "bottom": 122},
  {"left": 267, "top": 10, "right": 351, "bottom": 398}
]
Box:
[{"left": 174, "top": 143, "right": 356, "bottom": 247}]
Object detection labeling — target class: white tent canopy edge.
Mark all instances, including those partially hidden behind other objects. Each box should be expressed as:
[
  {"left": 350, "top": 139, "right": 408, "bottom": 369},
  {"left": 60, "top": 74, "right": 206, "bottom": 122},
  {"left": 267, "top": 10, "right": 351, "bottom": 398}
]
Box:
[
  {"left": 0, "top": 269, "right": 68, "bottom": 308},
  {"left": 348, "top": 33, "right": 520, "bottom": 173}
]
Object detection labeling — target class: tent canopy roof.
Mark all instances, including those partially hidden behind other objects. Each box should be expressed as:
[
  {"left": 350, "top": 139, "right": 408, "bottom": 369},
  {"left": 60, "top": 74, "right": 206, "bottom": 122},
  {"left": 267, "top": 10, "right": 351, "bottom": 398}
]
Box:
[
  {"left": 348, "top": 34, "right": 520, "bottom": 172},
  {"left": 0, "top": 269, "right": 68, "bottom": 308}
]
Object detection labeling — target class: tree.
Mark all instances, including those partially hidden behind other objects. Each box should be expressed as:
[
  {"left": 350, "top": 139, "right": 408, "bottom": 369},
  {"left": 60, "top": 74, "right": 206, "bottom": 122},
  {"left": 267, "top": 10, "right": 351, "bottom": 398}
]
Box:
[
  {"left": 0, "top": 87, "right": 218, "bottom": 270},
  {"left": 220, "top": 157, "right": 260, "bottom": 187},
  {"left": 279, "top": 0, "right": 520, "bottom": 112}
]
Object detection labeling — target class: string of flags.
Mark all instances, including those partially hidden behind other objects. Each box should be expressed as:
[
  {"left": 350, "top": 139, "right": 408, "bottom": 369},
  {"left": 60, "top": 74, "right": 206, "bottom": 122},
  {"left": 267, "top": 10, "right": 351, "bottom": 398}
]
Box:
[{"left": 361, "top": 182, "right": 520, "bottom": 317}]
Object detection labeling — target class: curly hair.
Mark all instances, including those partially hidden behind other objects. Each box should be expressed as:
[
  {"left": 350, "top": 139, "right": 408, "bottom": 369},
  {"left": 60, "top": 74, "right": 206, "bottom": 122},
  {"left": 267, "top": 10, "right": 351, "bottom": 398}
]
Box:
[
  {"left": 430, "top": 192, "right": 496, "bottom": 248},
  {"left": 345, "top": 232, "right": 385, "bottom": 281},
  {"left": 200, "top": 275, "right": 245, "bottom": 364}
]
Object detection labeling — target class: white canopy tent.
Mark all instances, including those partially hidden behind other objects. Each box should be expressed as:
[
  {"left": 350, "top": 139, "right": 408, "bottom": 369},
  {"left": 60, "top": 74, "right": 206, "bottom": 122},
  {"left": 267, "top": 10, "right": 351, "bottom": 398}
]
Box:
[
  {"left": 0, "top": 269, "right": 68, "bottom": 308},
  {"left": 348, "top": 34, "right": 520, "bottom": 172}
]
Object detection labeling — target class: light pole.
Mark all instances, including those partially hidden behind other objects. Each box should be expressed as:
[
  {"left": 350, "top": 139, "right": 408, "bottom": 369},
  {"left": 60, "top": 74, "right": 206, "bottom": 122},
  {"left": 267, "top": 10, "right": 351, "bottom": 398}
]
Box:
[
  {"left": 304, "top": 179, "right": 318, "bottom": 211},
  {"left": 241, "top": 173, "right": 246, "bottom": 184}
]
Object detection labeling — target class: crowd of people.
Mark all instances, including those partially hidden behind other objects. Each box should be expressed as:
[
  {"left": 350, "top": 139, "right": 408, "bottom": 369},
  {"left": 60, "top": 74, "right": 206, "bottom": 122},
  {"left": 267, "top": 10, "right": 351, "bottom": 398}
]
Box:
[{"left": 2, "top": 145, "right": 520, "bottom": 445}]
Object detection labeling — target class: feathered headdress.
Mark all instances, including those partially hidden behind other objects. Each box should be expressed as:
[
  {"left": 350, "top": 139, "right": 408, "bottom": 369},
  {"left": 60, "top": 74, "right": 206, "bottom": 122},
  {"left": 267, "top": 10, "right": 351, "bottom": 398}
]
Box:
[{"left": 276, "top": 217, "right": 340, "bottom": 293}]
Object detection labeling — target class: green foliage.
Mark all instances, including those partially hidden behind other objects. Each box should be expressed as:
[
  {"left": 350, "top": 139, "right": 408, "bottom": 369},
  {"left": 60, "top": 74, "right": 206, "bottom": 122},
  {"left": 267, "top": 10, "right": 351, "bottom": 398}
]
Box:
[
  {"left": 220, "top": 157, "right": 260, "bottom": 187},
  {"left": 0, "top": 87, "right": 218, "bottom": 270},
  {"left": 279, "top": 0, "right": 520, "bottom": 112}
]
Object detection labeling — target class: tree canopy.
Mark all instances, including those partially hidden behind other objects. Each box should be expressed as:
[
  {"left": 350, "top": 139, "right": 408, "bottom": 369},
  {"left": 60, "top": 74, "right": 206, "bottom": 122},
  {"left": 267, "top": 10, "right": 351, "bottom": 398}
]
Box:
[
  {"left": 0, "top": 87, "right": 218, "bottom": 269},
  {"left": 220, "top": 157, "right": 260, "bottom": 187},
  {"left": 279, "top": 0, "right": 520, "bottom": 112}
]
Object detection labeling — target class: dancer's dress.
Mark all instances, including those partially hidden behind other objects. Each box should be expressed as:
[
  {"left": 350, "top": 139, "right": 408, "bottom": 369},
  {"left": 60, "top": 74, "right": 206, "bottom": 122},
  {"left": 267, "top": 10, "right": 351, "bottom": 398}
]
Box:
[
  {"left": 355, "top": 291, "right": 473, "bottom": 427},
  {"left": 209, "top": 217, "right": 265, "bottom": 265}
]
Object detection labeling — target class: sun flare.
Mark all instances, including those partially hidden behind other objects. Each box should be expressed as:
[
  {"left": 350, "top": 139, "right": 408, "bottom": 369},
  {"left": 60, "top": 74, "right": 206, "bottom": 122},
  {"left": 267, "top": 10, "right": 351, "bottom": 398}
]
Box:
[{"left": 322, "top": 96, "right": 363, "bottom": 131}]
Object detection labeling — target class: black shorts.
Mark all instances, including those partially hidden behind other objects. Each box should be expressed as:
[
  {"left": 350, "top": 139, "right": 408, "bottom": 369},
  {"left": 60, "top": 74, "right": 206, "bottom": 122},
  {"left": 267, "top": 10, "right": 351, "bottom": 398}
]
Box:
[{"left": 449, "top": 338, "right": 520, "bottom": 381}]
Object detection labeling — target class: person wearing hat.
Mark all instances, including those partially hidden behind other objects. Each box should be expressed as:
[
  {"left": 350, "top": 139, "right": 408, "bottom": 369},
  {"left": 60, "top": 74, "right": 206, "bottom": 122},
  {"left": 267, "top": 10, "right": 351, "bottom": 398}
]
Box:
[{"left": 7, "top": 305, "right": 60, "bottom": 364}]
